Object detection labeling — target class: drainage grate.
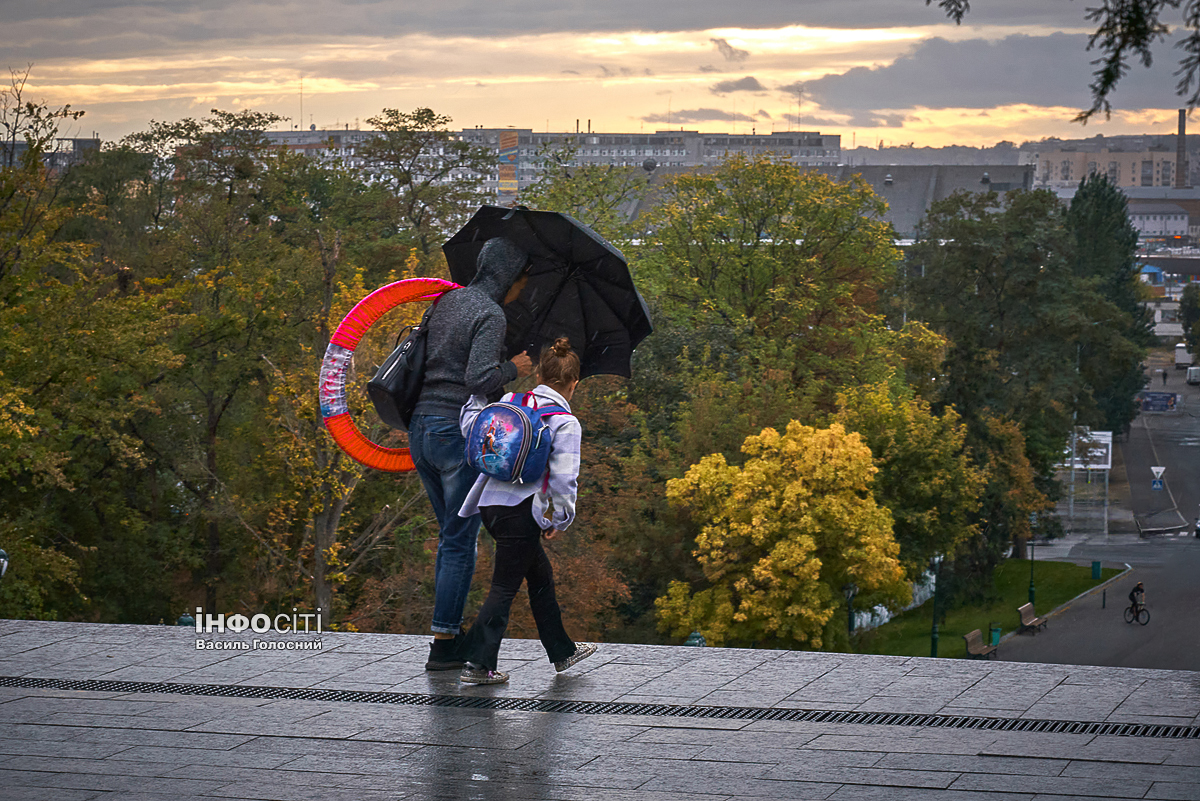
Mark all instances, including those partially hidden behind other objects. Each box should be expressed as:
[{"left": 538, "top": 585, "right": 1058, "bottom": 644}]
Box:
[{"left": 3, "top": 676, "right": 1196, "bottom": 740}]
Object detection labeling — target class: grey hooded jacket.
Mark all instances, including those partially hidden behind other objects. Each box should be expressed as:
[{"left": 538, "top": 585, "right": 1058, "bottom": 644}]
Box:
[{"left": 412, "top": 238, "right": 527, "bottom": 419}]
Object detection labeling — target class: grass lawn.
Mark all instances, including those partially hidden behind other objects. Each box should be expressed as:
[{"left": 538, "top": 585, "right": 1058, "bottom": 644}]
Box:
[{"left": 853, "top": 559, "right": 1123, "bottom": 659}]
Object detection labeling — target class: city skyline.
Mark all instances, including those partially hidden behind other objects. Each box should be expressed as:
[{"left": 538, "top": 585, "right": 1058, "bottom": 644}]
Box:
[{"left": 4, "top": 1, "right": 1197, "bottom": 147}]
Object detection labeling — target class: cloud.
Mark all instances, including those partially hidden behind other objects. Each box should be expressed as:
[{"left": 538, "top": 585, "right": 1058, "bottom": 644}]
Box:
[
  {"left": 0, "top": 0, "right": 1089, "bottom": 48},
  {"left": 709, "top": 76, "right": 766, "bottom": 94},
  {"left": 698, "top": 65, "right": 720, "bottom": 73},
  {"left": 803, "top": 32, "right": 1187, "bottom": 112},
  {"left": 756, "top": 109, "right": 772, "bottom": 118},
  {"left": 710, "top": 37, "right": 750, "bottom": 62},
  {"left": 642, "top": 107, "right": 755, "bottom": 123},
  {"left": 787, "top": 111, "right": 908, "bottom": 128}
]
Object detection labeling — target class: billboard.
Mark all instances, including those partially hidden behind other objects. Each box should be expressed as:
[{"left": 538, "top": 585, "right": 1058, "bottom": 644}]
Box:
[{"left": 1139, "top": 391, "right": 1177, "bottom": 412}]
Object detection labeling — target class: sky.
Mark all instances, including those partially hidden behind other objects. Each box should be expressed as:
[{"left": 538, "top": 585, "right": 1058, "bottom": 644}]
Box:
[{"left": 4, "top": 0, "right": 1197, "bottom": 147}]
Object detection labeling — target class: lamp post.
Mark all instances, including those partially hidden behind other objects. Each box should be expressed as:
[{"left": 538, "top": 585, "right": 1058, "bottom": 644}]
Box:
[
  {"left": 842, "top": 583, "right": 858, "bottom": 639},
  {"left": 929, "top": 555, "right": 944, "bottom": 658},
  {"left": 1028, "top": 513, "right": 1037, "bottom": 606}
]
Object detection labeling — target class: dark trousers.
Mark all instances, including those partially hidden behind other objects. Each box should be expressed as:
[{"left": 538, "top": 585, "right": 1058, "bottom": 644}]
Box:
[{"left": 460, "top": 497, "right": 575, "bottom": 671}]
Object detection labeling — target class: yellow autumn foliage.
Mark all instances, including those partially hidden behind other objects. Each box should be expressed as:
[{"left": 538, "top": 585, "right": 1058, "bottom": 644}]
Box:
[{"left": 656, "top": 421, "right": 909, "bottom": 649}]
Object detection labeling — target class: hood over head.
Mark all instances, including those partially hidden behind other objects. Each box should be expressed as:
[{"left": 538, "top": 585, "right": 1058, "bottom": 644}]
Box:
[{"left": 470, "top": 237, "right": 529, "bottom": 303}]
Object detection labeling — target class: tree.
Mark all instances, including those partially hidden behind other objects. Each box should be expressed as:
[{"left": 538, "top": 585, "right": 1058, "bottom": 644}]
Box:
[
  {"left": 927, "top": 0, "right": 1200, "bottom": 121},
  {"left": 116, "top": 108, "right": 311, "bottom": 612},
  {"left": 0, "top": 83, "right": 187, "bottom": 622},
  {"left": 636, "top": 153, "right": 899, "bottom": 410},
  {"left": 836, "top": 377, "right": 985, "bottom": 579},
  {"left": 1066, "top": 174, "right": 1153, "bottom": 435},
  {"left": 1181, "top": 282, "right": 1200, "bottom": 355},
  {"left": 1, "top": 66, "right": 84, "bottom": 170},
  {"left": 519, "top": 143, "right": 649, "bottom": 252},
  {"left": 656, "top": 421, "right": 909, "bottom": 650},
  {"left": 907, "top": 189, "right": 1085, "bottom": 478},
  {"left": 356, "top": 108, "right": 494, "bottom": 261}
]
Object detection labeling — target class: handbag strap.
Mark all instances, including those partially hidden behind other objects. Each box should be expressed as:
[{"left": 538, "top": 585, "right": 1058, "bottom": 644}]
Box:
[{"left": 393, "top": 292, "right": 447, "bottom": 348}]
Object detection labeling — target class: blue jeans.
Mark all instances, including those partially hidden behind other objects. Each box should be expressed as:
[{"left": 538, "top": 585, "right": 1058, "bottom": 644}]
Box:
[{"left": 409, "top": 414, "right": 482, "bottom": 634}]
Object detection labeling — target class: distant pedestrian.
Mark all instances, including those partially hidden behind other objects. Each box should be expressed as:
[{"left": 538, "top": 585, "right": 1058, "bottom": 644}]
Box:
[
  {"left": 454, "top": 337, "right": 598, "bottom": 685},
  {"left": 1163, "top": 369, "right": 1169, "bottom": 385}
]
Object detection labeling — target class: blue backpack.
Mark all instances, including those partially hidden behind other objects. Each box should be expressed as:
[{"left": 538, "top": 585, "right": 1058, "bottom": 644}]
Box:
[{"left": 465, "top": 393, "right": 571, "bottom": 484}]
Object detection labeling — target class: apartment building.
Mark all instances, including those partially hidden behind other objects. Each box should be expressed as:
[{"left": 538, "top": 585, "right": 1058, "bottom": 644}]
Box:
[
  {"left": 263, "top": 126, "right": 840, "bottom": 200},
  {"left": 458, "top": 127, "right": 840, "bottom": 198},
  {"left": 1029, "top": 146, "right": 1184, "bottom": 190}
]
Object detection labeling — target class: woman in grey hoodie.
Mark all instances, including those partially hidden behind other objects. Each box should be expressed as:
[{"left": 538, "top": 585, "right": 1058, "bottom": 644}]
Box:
[{"left": 409, "top": 237, "right": 533, "bottom": 669}]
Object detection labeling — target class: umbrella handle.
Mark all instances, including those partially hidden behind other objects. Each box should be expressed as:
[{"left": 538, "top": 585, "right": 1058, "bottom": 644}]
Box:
[{"left": 319, "top": 277, "right": 460, "bottom": 472}]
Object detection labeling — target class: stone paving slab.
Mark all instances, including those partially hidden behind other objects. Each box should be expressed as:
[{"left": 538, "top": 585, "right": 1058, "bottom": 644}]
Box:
[{"left": 0, "top": 619, "right": 1198, "bottom": 799}]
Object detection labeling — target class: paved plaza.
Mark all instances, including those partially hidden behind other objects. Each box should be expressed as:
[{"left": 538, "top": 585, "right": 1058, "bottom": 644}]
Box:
[{"left": 1, "top": 619, "right": 1198, "bottom": 800}]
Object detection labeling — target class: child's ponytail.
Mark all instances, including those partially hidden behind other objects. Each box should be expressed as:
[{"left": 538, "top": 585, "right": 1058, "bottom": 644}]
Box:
[{"left": 538, "top": 337, "right": 581, "bottom": 389}]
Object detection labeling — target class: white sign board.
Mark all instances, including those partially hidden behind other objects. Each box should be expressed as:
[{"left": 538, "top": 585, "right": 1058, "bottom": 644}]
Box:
[
  {"left": 1059, "top": 429, "right": 1114, "bottom": 471},
  {"left": 1152, "top": 465, "right": 1166, "bottom": 479}
]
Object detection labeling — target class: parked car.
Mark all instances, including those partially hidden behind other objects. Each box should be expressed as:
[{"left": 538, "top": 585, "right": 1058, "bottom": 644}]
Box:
[{"left": 1188, "top": 365, "right": 1200, "bottom": 385}]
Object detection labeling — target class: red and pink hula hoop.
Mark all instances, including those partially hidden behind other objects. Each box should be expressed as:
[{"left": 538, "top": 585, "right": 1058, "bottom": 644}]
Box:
[{"left": 318, "top": 277, "right": 459, "bottom": 472}]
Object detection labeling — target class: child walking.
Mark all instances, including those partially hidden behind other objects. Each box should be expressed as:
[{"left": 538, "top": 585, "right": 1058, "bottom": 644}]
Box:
[{"left": 454, "top": 337, "right": 597, "bottom": 685}]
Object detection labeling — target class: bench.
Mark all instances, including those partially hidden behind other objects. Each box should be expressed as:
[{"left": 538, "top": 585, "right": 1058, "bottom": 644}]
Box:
[
  {"left": 1017, "top": 602, "right": 1047, "bottom": 634},
  {"left": 963, "top": 629, "right": 998, "bottom": 659}
]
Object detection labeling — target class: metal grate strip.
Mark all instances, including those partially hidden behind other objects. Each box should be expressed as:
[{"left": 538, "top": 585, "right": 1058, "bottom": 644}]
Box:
[{"left": 1, "top": 675, "right": 1196, "bottom": 740}]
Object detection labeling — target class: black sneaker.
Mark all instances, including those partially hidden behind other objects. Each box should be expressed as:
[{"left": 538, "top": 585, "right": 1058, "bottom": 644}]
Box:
[
  {"left": 425, "top": 634, "right": 465, "bottom": 671},
  {"left": 554, "top": 642, "right": 597, "bottom": 672}
]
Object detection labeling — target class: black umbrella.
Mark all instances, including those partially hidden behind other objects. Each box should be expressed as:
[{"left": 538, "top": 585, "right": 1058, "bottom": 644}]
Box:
[{"left": 443, "top": 205, "right": 653, "bottom": 379}]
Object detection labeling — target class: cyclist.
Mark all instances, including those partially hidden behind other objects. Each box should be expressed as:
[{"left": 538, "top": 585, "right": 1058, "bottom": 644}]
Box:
[{"left": 1128, "top": 581, "right": 1145, "bottom": 614}]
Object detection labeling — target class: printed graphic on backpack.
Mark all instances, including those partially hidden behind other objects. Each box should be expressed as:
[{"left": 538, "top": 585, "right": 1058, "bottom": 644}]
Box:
[{"left": 465, "top": 395, "right": 569, "bottom": 484}]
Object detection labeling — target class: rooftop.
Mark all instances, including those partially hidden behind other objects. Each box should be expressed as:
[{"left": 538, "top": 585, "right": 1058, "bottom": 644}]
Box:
[{"left": 2, "top": 619, "right": 1198, "bottom": 799}]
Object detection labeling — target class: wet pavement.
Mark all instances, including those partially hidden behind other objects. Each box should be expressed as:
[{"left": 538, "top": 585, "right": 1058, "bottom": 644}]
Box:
[{"left": 2, "top": 619, "right": 1199, "bottom": 800}]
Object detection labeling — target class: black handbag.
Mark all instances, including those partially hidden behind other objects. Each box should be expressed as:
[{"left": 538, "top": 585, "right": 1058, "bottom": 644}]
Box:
[{"left": 367, "top": 299, "right": 440, "bottom": 431}]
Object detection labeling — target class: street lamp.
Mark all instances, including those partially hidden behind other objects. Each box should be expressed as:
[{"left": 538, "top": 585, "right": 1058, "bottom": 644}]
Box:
[
  {"left": 0, "top": 549, "right": 8, "bottom": 587},
  {"left": 1028, "top": 513, "right": 1037, "bottom": 606},
  {"left": 929, "top": 555, "right": 945, "bottom": 658},
  {"left": 843, "top": 583, "right": 858, "bottom": 639}
]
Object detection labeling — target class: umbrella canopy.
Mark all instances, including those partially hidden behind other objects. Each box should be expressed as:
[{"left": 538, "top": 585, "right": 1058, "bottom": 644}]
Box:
[{"left": 443, "top": 205, "right": 653, "bottom": 379}]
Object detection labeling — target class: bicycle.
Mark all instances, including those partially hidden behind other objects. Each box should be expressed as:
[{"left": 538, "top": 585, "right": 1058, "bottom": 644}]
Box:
[{"left": 1123, "top": 603, "right": 1150, "bottom": 625}]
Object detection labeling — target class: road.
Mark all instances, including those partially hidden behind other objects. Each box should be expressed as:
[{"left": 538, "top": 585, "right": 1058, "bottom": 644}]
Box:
[
  {"left": 1001, "top": 349, "right": 1200, "bottom": 671},
  {"left": 1000, "top": 533, "right": 1200, "bottom": 670},
  {"left": 1124, "top": 357, "right": 1200, "bottom": 532}
]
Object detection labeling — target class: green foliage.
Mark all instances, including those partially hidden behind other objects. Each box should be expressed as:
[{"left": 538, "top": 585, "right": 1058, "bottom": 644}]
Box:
[
  {"left": 907, "top": 189, "right": 1081, "bottom": 477},
  {"left": 519, "top": 143, "right": 649, "bottom": 251},
  {"left": 901, "top": 186, "right": 1145, "bottom": 597},
  {"left": 356, "top": 108, "right": 494, "bottom": 260},
  {"left": 657, "top": 421, "right": 909, "bottom": 650},
  {"left": 0, "top": 519, "right": 84, "bottom": 620},
  {"left": 1066, "top": 174, "right": 1152, "bottom": 435},
  {"left": 836, "top": 377, "right": 985, "bottom": 579},
  {"left": 1182, "top": 283, "right": 1200, "bottom": 356}
]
